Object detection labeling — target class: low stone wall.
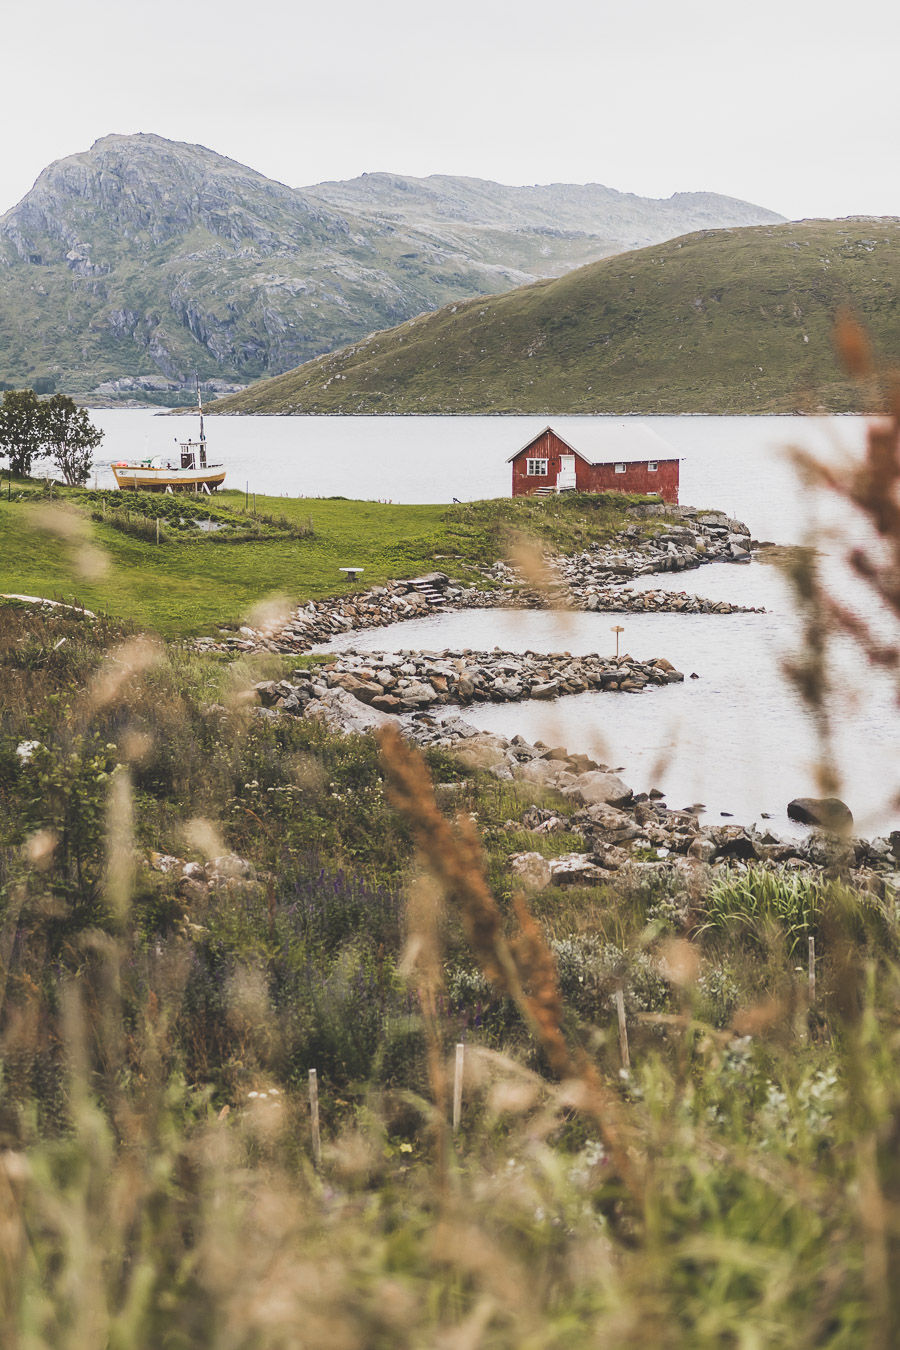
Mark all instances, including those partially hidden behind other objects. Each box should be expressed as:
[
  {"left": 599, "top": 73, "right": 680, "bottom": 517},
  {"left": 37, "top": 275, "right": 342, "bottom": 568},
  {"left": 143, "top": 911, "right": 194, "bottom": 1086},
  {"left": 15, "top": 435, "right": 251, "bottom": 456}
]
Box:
[{"left": 255, "top": 646, "right": 685, "bottom": 716}]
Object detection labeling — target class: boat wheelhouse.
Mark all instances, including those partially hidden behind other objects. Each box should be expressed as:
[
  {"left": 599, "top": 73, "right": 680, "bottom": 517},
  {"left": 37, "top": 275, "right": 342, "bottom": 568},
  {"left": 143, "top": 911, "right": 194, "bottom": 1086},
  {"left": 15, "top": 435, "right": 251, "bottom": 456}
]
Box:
[{"left": 111, "top": 386, "right": 226, "bottom": 493}]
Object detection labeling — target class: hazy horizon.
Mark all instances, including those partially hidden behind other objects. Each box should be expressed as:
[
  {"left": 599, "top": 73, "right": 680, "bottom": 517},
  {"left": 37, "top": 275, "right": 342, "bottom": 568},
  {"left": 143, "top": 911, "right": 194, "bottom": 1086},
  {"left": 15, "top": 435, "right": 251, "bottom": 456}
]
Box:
[{"left": 1, "top": 0, "right": 897, "bottom": 225}]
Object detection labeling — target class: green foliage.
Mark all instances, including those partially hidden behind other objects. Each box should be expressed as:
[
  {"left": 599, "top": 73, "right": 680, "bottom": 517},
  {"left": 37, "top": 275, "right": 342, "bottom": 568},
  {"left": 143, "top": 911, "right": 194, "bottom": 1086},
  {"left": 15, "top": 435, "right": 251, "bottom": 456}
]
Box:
[
  {"left": 697, "top": 867, "right": 830, "bottom": 953},
  {"left": 6, "top": 564, "right": 900, "bottom": 1345},
  {"left": 0, "top": 388, "right": 44, "bottom": 475},
  {"left": 43, "top": 393, "right": 103, "bottom": 485},
  {"left": 212, "top": 218, "right": 900, "bottom": 416},
  {"left": 0, "top": 388, "right": 103, "bottom": 483}
]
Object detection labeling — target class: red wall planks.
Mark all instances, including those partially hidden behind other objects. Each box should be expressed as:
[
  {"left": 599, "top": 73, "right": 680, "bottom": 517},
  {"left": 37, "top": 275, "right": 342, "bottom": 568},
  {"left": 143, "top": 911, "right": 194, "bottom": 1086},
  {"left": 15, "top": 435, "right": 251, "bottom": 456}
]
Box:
[{"left": 510, "top": 428, "right": 679, "bottom": 504}]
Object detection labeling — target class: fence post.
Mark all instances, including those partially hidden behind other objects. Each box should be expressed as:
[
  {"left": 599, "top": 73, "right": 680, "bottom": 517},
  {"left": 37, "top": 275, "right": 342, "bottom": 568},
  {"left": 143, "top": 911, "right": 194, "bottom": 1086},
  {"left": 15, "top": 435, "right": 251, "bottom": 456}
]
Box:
[
  {"left": 616, "top": 986, "right": 630, "bottom": 1070},
  {"left": 452, "top": 1042, "right": 465, "bottom": 1132},
  {"left": 808, "top": 936, "right": 816, "bottom": 1005},
  {"left": 308, "top": 1068, "right": 321, "bottom": 1165}
]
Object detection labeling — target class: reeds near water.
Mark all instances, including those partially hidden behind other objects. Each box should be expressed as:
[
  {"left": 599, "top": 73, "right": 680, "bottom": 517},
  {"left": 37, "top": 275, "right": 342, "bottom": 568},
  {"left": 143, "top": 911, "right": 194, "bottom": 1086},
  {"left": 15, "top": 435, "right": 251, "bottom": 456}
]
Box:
[{"left": 5, "top": 349, "right": 900, "bottom": 1344}]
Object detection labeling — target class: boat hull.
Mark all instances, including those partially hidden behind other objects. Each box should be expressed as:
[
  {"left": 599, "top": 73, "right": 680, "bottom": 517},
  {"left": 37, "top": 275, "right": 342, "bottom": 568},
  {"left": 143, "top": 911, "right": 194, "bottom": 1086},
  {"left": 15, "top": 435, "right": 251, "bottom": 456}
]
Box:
[{"left": 111, "top": 466, "right": 226, "bottom": 493}]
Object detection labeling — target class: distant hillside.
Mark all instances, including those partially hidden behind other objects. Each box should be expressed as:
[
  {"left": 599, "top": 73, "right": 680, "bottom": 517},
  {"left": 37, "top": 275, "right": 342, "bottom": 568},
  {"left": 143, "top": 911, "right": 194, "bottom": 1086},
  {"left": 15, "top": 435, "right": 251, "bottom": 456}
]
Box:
[
  {"left": 0, "top": 135, "right": 783, "bottom": 402},
  {"left": 208, "top": 219, "right": 900, "bottom": 416},
  {"left": 305, "top": 172, "right": 784, "bottom": 280}
]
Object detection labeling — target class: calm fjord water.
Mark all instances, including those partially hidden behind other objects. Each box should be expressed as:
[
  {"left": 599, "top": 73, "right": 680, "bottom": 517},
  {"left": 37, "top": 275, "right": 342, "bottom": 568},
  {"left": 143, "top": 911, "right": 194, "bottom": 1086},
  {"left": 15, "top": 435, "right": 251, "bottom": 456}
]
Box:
[{"left": 89, "top": 412, "right": 897, "bottom": 832}]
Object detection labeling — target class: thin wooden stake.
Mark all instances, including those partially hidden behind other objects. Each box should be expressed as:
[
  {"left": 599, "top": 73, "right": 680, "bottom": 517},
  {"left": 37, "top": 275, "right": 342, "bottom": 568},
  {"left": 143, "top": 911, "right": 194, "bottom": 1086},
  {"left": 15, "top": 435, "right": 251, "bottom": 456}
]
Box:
[
  {"left": 452, "top": 1042, "right": 464, "bottom": 1132},
  {"left": 308, "top": 1068, "right": 321, "bottom": 1165},
  {"left": 616, "top": 986, "right": 630, "bottom": 1070},
  {"left": 808, "top": 936, "right": 816, "bottom": 1004},
  {"left": 156, "top": 515, "right": 160, "bottom": 545}
]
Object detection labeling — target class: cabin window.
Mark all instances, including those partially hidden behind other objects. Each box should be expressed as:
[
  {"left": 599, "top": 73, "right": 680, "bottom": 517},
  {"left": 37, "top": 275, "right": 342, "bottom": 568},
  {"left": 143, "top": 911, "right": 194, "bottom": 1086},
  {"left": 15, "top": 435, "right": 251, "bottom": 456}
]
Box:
[
  {"left": 648, "top": 460, "right": 658, "bottom": 472},
  {"left": 614, "top": 463, "right": 626, "bottom": 474},
  {"left": 526, "top": 458, "right": 548, "bottom": 476}
]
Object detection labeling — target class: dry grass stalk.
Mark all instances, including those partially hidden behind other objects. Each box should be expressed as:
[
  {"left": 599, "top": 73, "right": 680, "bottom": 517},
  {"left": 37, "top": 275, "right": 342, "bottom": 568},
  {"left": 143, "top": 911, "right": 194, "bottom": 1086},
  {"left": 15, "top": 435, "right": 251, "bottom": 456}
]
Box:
[
  {"left": 378, "top": 724, "right": 642, "bottom": 1198},
  {"left": 401, "top": 871, "right": 449, "bottom": 1171},
  {"left": 789, "top": 317, "right": 900, "bottom": 700}
]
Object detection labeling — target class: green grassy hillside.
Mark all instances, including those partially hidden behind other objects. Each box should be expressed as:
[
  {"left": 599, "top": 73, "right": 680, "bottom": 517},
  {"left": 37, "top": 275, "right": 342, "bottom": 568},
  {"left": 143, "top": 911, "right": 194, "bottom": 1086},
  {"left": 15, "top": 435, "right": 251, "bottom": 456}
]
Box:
[
  {"left": 208, "top": 218, "right": 900, "bottom": 416},
  {"left": 0, "top": 480, "right": 643, "bottom": 636}
]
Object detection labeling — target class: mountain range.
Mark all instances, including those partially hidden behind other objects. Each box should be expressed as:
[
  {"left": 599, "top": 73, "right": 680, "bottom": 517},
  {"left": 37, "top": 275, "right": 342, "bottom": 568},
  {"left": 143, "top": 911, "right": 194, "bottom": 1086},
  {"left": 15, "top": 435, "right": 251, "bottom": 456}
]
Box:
[
  {"left": 0, "top": 133, "right": 783, "bottom": 402},
  {"left": 207, "top": 218, "right": 900, "bottom": 417}
]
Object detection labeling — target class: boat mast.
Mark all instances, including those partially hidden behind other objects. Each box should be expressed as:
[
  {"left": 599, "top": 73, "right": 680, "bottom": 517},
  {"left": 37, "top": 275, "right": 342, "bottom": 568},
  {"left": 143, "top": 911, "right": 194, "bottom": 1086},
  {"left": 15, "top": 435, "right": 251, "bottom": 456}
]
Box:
[{"left": 196, "top": 378, "right": 207, "bottom": 467}]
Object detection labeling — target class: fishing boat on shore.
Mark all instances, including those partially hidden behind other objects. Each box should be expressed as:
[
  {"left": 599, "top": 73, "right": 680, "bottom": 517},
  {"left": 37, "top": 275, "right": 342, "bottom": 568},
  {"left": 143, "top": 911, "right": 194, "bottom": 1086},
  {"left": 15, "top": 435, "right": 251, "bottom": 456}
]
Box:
[{"left": 111, "top": 386, "right": 226, "bottom": 493}]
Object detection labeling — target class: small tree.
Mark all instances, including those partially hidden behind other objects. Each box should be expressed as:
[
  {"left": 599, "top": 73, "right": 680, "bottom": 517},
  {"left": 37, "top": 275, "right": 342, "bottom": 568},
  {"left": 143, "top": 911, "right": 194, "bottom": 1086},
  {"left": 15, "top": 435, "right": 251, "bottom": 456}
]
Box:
[
  {"left": 42, "top": 394, "right": 104, "bottom": 486},
  {"left": 0, "top": 388, "right": 45, "bottom": 477}
]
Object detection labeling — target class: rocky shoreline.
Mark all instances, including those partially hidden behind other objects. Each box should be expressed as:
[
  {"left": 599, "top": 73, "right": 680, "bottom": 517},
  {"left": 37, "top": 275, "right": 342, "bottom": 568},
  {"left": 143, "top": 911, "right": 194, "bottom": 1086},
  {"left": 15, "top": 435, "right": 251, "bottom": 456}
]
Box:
[
  {"left": 249, "top": 683, "right": 892, "bottom": 890},
  {"left": 195, "top": 507, "right": 763, "bottom": 656}
]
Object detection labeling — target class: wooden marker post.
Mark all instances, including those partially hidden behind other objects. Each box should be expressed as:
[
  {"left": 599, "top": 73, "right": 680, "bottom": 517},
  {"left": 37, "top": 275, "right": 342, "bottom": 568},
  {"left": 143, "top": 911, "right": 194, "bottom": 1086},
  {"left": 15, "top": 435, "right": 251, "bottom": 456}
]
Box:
[
  {"left": 611, "top": 625, "right": 624, "bottom": 659},
  {"left": 808, "top": 936, "right": 816, "bottom": 1005},
  {"left": 452, "top": 1043, "right": 464, "bottom": 1132},
  {"left": 615, "top": 986, "right": 630, "bottom": 1070},
  {"left": 308, "top": 1068, "right": 321, "bottom": 1165}
]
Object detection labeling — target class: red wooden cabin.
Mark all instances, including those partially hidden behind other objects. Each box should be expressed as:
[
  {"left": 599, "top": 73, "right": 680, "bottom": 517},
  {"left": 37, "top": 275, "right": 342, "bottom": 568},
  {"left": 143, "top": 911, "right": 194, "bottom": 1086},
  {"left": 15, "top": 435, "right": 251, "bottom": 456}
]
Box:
[{"left": 509, "top": 423, "right": 681, "bottom": 504}]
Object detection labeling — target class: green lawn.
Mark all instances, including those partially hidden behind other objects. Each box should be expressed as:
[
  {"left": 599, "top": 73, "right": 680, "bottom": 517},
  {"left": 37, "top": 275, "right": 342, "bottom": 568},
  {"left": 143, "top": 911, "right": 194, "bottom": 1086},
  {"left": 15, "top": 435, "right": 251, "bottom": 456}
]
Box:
[{"left": 0, "top": 480, "right": 646, "bottom": 637}]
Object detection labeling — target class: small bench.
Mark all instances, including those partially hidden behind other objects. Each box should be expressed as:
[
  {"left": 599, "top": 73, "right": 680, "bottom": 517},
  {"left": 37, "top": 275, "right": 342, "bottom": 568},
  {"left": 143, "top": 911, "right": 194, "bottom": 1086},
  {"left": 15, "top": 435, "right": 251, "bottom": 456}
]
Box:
[{"left": 339, "top": 567, "right": 364, "bottom": 584}]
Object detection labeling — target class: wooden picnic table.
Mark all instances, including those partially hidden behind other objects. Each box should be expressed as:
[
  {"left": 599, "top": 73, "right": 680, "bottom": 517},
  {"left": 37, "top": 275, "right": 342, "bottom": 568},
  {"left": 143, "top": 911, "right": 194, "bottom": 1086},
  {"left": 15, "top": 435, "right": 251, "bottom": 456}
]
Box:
[{"left": 339, "top": 567, "right": 364, "bottom": 584}]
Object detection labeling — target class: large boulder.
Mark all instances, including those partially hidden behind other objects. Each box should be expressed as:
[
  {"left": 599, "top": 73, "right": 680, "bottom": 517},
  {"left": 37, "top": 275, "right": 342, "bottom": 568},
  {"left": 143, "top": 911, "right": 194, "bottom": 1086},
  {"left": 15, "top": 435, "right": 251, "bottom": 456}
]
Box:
[
  {"left": 509, "top": 852, "right": 552, "bottom": 892},
  {"left": 562, "top": 771, "right": 633, "bottom": 809},
  {"left": 400, "top": 680, "right": 439, "bottom": 707},
  {"left": 548, "top": 853, "right": 615, "bottom": 884},
  {"left": 787, "top": 797, "right": 853, "bottom": 830},
  {"left": 515, "top": 757, "right": 576, "bottom": 788},
  {"left": 451, "top": 733, "right": 510, "bottom": 771}
]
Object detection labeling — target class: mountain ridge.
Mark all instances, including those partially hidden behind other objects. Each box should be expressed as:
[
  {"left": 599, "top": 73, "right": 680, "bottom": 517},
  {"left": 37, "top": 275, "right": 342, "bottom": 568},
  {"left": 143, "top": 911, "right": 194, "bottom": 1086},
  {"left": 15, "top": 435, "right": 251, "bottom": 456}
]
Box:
[
  {"left": 0, "top": 134, "right": 784, "bottom": 401},
  {"left": 206, "top": 217, "right": 900, "bottom": 417}
]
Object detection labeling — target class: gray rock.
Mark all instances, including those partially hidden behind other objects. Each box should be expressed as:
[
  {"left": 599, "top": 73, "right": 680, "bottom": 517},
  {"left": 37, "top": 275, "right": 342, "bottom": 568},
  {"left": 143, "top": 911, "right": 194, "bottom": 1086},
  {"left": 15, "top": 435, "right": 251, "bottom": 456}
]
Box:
[
  {"left": 509, "top": 852, "right": 552, "bottom": 892},
  {"left": 787, "top": 797, "right": 853, "bottom": 830},
  {"left": 548, "top": 853, "right": 614, "bottom": 883},
  {"left": 400, "top": 681, "right": 439, "bottom": 706},
  {"left": 562, "top": 771, "right": 633, "bottom": 808}
]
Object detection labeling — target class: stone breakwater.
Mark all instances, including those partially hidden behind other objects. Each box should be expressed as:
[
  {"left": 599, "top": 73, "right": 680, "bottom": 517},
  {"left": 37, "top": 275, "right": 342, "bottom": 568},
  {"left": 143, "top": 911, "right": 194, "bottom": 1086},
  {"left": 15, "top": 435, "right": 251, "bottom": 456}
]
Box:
[
  {"left": 250, "top": 689, "right": 897, "bottom": 889},
  {"left": 194, "top": 509, "right": 762, "bottom": 656},
  {"left": 254, "top": 646, "right": 685, "bottom": 717}
]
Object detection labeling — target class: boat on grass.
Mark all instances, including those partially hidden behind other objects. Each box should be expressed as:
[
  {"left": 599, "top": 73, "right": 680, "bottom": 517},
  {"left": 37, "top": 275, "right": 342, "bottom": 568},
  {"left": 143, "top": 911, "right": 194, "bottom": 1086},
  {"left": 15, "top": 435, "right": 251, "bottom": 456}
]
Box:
[{"left": 111, "top": 386, "right": 225, "bottom": 493}]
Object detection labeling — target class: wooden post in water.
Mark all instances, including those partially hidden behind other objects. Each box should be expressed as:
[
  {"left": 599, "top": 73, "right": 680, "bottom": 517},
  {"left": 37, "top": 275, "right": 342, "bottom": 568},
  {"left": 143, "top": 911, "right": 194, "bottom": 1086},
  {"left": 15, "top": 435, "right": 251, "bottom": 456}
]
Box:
[
  {"left": 611, "top": 625, "right": 624, "bottom": 660},
  {"left": 808, "top": 936, "right": 816, "bottom": 1005},
  {"left": 616, "top": 986, "right": 630, "bottom": 1070},
  {"left": 308, "top": 1068, "right": 321, "bottom": 1165},
  {"left": 452, "top": 1043, "right": 465, "bottom": 1132}
]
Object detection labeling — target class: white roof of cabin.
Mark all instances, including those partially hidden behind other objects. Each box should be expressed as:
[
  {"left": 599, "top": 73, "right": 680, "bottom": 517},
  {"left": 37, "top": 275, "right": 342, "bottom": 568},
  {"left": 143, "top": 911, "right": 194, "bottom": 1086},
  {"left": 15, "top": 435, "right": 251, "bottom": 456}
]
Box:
[{"left": 507, "top": 421, "right": 681, "bottom": 464}]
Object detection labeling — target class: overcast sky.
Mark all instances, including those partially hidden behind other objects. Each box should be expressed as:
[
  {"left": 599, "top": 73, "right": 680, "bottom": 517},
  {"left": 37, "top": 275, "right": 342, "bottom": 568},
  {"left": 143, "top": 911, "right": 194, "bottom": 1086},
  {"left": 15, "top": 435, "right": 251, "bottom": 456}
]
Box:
[{"left": 2, "top": 0, "right": 898, "bottom": 221}]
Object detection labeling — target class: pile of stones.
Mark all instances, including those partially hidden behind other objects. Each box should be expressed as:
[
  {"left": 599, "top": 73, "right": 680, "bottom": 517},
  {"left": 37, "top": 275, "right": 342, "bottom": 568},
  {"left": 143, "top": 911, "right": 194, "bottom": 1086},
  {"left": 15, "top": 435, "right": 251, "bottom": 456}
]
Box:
[{"left": 253, "top": 646, "right": 685, "bottom": 717}]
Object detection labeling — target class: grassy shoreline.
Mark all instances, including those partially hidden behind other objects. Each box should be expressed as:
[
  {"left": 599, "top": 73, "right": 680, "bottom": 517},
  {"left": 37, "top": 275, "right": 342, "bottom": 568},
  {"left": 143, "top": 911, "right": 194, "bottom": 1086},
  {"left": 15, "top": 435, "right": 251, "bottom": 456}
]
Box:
[{"left": 0, "top": 476, "right": 652, "bottom": 637}]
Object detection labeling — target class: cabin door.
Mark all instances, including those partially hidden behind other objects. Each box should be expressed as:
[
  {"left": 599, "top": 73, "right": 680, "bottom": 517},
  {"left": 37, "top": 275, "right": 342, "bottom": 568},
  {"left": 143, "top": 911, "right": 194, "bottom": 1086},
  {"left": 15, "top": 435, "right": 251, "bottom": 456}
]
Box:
[{"left": 557, "top": 455, "right": 576, "bottom": 491}]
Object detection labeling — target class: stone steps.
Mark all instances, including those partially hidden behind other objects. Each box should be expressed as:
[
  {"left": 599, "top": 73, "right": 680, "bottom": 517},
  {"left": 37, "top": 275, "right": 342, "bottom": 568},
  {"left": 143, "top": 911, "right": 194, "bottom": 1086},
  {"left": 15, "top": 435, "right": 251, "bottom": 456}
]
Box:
[{"left": 408, "top": 580, "right": 446, "bottom": 605}]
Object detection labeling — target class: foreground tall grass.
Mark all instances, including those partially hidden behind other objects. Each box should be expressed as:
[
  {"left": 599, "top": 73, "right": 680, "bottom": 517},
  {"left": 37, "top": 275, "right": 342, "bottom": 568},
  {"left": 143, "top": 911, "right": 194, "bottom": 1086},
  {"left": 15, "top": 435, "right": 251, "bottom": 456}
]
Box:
[
  {"left": 6, "top": 375, "right": 900, "bottom": 1347},
  {"left": 2, "top": 598, "right": 900, "bottom": 1348}
]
